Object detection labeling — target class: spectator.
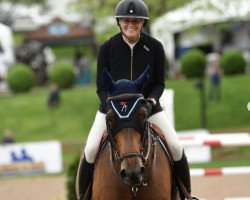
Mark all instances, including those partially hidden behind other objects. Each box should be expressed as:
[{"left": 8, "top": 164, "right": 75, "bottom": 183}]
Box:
[
  {"left": 74, "top": 49, "right": 91, "bottom": 84},
  {"left": 48, "top": 82, "right": 60, "bottom": 108},
  {"left": 207, "top": 53, "right": 222, "bottom": 101},
  {"left": 1, "top": 129, "right": 15, "bottom": 144}
]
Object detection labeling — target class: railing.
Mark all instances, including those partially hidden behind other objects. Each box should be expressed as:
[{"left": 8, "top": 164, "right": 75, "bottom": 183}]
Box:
[{"left": 178, "top": 132, "right": 250, "bottom": 176}]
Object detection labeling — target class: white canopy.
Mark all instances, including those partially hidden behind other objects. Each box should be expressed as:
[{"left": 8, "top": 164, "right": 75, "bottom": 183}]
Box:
[
  {"left": 151, "top": 0, "right": 250, "bottom": 62},
  {"left": 0, "top": 23, "right": 15, "bottom": 74},
  {"left": 0, "top": 23, "right": 15, "bottom": 91},
  {"left": 152, "top": 0, "right": 250, "bottom": 34}
]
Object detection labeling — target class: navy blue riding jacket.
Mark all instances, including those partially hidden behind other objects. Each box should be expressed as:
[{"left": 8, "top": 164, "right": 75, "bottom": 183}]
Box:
[{"left": 96, "top": 32, "right": 166, "bottom": 114}]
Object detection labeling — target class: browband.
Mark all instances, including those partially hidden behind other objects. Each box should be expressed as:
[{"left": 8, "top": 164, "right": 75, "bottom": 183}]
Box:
[{"left": 107, "top": 93, "right": 144, "bottom": 101}]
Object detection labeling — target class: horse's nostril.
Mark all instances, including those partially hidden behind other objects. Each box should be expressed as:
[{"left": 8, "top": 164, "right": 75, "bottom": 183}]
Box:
[
  {"left": 140, "top": 166, "right": 146, "bottom": 174},
  {"left": 120, "top": 169, "right": 127, "bottom": 179}
]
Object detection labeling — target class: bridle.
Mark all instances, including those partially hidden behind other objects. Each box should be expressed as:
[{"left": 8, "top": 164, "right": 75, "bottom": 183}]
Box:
[
  {"left": 106, "top": 94, "right": 151, "bottom": 163},
  {"left": 106, "top": 94, "right": 156, "bottom": 199},
  {"left": 108, "top": 117, "right": 151, "bottom": 167}
]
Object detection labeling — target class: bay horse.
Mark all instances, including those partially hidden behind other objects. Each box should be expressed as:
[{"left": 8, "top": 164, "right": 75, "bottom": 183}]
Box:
[{"left": 91, "top": 68, "right": 179, "bottom": 200}]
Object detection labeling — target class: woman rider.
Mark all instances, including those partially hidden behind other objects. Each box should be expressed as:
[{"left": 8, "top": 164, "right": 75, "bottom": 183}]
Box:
[{"left": 76, "top": 0, "right": 198, "bottom": 199}]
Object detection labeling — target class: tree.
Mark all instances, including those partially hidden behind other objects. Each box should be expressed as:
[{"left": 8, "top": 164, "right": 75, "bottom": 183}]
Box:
[
  {"left": 181, "top": 49, "right": 207, "bottom": 128},
  {"left": 73, "top": 0, "right": 194, "bottom": 24},
  {"left": 1, "top": 0, "right": 194, "bottom": 23},
  {"left": 69, "top": 0, "right": 193, "bottom": 43},
  {"left": 0, "top": 0, "right": 46, "bottom": 4}
]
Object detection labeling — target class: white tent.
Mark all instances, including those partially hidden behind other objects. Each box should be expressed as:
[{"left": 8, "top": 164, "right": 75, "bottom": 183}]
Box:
[
  {"left": 0, "top": 23, "right": 15, "bottom": 91},
  {"left": 151, "top": 0, "right": 250, "bottom": 63}
]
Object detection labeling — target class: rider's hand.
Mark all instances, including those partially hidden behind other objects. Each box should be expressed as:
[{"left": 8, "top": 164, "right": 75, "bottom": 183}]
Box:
[{"left": 146, "top": 98, "right": 156, "bottom": 116}]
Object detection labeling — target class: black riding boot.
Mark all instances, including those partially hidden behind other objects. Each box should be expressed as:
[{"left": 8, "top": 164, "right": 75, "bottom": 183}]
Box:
[
  {"left": 174, "top": 151, "right": 192, "bottom": 200},
  {"left": 78, "top": 156, "right": 94, "bottom": 200}
]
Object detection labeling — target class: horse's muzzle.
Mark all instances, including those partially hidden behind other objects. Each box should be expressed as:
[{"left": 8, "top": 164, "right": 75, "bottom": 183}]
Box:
[{"left": 120, "top": 160, "right": 146, "bottom": 186}]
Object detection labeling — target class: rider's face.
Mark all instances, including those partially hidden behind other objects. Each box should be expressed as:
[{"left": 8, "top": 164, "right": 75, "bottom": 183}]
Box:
[{"left": 119, "top": 18, "right": 144, "bottom": 43}]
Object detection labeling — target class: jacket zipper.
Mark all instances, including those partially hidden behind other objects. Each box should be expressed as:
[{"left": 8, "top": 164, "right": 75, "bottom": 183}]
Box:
[{"left": 130, "top": 48, "right": 133, "bottom": 80}]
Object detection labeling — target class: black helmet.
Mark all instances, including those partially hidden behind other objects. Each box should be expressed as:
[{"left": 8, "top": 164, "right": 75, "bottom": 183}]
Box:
[{"left": 115, "top": 0, "right": 149, "bottom": 20}]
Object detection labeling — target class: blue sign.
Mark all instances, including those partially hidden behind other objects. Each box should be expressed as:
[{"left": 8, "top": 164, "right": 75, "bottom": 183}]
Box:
[{"left": 10, "top": 148, "right": 33, "bottom": 162}]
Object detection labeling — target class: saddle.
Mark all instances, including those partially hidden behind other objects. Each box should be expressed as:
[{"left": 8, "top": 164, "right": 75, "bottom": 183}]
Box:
[{"left": 150, "top": 124, "right": 189, "bottom": 200}]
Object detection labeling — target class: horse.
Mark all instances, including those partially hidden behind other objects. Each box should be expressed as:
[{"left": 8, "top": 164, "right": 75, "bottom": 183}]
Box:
[{"left": 91, "top": 68, "right": 179, "bottom": 200}]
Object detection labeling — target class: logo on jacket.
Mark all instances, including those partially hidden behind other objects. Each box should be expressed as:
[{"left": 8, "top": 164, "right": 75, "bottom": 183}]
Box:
[{"left": 143, "top": 45, "right": 150, "bottom": 52}]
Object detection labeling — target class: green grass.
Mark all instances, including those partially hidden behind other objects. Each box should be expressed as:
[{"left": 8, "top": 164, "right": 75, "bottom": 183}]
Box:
[
  {"left": 0, "top": 85, "right": 98, "bottom": 169},
  {"left": 0, "top": 85, "right": 98, "bottom": 142},
  {"left": 190, "top": 146, "right": 250, "bottom": 168},
  {"left": 167, "top": 74, "right": 250, "bottom": 168},
  {"left": 167, "top": 74, "right": 250, "bottom": 131},
  {"left": 1, "top": 74, "right": 250, "bottom": 171}
]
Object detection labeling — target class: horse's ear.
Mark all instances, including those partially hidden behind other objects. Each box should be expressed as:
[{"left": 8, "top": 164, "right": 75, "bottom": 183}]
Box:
[
  {"left": 134, "top": 66, "right": 151, "bottom": 92},
  {"left": 101, "top": 68, "right": 115, "bottom": 91}
]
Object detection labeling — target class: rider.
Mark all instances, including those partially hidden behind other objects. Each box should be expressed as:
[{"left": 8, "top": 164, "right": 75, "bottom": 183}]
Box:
[{"left": 76, "top": 0, "right": 197, "bottom": 199}]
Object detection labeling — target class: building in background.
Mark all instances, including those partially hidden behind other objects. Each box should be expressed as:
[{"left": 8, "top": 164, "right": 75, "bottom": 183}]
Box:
[{"left": 0, "top": 0, "right": 89, "bottom": 32}]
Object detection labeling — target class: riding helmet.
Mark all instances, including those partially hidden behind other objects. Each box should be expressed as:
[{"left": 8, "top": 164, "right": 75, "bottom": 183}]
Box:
[{"left": 115, "top": 0, "right": 149, "bottom": 26}]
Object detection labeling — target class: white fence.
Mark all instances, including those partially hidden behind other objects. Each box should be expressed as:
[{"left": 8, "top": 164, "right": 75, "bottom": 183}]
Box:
[
  {"left": 178, "top": 130, "right": 250, "bottom": 176},
  {"left": 179, "top": 132, "right": 250, "bottom": 147}
]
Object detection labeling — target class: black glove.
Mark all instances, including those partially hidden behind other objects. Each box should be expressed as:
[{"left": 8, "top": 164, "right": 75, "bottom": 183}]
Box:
[{"left": 146, "top": 98, "right": 155, "bottom": 116}]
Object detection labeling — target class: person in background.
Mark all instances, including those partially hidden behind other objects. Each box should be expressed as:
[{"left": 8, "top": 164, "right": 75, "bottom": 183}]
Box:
[
  {"left": 74, "top": 49, "right": 91, "bottom": 84},
  {"left": 1, "top": 129, "right": 15, "bottom": 144},
  {"left": 207, "top": 53, "right": 222, "bottom": 101},
  {"left": 48, "top": 82, "right": 60, "bottom": 108}
]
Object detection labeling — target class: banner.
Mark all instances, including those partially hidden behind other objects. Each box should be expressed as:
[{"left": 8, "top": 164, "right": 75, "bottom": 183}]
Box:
[{"left": 0, "top": 140, "right": 63, "bottom": 176}]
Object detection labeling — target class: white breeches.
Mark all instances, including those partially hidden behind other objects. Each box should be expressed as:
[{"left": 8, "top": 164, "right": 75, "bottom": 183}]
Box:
[
  {"left": 84, "top": 110, "right": 183, "bottom": 163},
  {"left": 148, "top": 111, "right": 183, "bottom": 161},
  {"left": 84, "top": 111, "right": 107, "bottom": 163}
]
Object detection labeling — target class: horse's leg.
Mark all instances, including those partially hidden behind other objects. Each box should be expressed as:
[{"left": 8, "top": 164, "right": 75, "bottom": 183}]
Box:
[{"left": 92, "top": 144, "right": 132, "bottom": 200}]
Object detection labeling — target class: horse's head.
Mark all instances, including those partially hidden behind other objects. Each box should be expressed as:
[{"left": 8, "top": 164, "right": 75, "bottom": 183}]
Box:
[{"left": 102, "top": 67, "right": 151, "bottom": 187}]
